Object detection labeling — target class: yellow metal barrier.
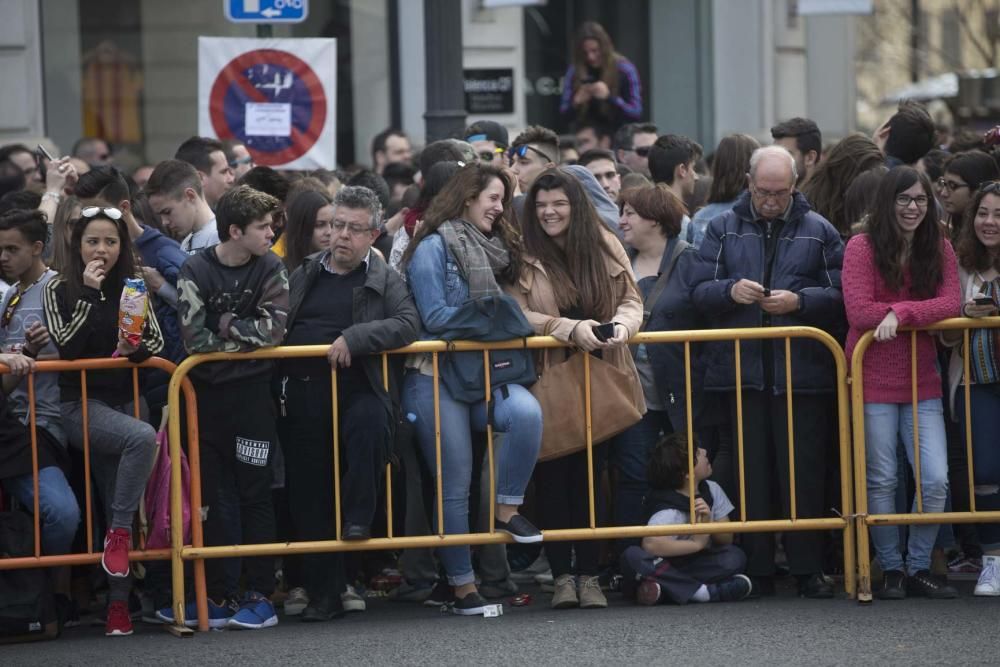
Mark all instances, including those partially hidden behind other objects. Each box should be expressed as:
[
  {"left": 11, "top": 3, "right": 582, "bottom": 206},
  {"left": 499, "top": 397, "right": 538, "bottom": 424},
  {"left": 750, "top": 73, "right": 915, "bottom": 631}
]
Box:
[
  {"left": 851, "top": 316, "right": 1000, "bottom": 602},
  {"left": 166, "top": 324, "right": 855, "bottom": 631}
]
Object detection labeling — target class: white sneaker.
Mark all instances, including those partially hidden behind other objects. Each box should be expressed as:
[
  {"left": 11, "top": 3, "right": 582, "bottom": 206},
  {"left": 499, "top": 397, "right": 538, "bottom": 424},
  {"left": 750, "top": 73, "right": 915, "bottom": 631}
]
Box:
[
  {"left": 341, "top": 585, "right": 366, "bottom": 613},
  {"left": 975, "top": 555, "right": 1000, "bottom": 596},
  {"left": 284, "top": 587, "right": 309, "bottom": 616}
]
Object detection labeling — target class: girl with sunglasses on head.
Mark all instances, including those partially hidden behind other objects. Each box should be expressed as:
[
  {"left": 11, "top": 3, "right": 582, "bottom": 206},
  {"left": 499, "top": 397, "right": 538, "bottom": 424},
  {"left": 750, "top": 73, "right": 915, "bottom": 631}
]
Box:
[
  {"left": 842, "top": 166, "right": 961, "bottom": 601},
  {"left": 942, "top": 181, "right": 1000, "bottom": 596},
  {"left": 43, "top": 205, "right": 164, "bottom": 636}
]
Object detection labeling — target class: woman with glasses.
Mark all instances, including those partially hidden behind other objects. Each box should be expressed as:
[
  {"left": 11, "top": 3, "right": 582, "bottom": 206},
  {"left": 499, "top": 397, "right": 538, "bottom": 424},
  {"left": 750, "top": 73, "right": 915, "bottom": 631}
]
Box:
[
  {"left": 559, "top": 21, "right": 642, "bottom": 132},
  {"left": 43, "top": 206, "right": 164, "bottom": 636},
  {"left": 938, "top": 151, "right": 1000, "bottom": 241},
  {"left": 942, "top": 181, "right": 1000, "bottom": 596},
  {"left": 843, "top": 166, "right": 961, "bottom": 600},
  {"left": 400, "top": 162, "right": 543, "bottom": 616}
]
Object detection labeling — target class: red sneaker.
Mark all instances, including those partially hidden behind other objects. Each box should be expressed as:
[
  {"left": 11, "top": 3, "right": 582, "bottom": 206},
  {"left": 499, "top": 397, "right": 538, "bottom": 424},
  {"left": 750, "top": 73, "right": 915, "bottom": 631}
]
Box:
[
  {"left": 105, "top": 600, "right": 134, "bottom": 636},
  {"left": 102, "top": 528, "right": 131, "bottom": 578}
]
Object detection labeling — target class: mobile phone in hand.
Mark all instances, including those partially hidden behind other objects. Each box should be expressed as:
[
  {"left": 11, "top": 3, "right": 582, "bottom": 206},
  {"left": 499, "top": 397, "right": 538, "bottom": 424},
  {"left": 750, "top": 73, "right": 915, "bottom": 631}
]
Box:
[
  {"left": 763, "top": 288, "right": 771, "bottom": 297},
  {"left": 36, "top": 143, "right": 54, "bottom": 162},
  {"left": 592, "top": 322, "right": 615, "bottom": 342},
  {"left": 973, "top": 296, "right": 994, "bottom": 306}
]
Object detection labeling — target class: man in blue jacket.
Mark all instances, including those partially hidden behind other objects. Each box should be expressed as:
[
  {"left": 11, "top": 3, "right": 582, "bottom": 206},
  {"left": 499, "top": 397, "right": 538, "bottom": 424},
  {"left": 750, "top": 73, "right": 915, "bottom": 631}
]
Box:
[{"left": 688, "top": 145, "right": 845, "bottom": 599}]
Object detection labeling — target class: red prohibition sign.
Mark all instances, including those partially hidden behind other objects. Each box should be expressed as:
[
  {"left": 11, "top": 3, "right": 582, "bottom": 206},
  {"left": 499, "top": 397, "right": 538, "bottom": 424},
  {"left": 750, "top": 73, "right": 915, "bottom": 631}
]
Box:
[{"left": 209, "top": 49, "right": 327, "bottom": 165}]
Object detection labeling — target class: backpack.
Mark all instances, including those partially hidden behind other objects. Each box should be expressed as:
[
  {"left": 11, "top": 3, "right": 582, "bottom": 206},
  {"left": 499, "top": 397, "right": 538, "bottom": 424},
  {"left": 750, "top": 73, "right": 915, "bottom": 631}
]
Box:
[
  {"left": 0, "top": 510, "right": 58, "bottom": 643},
  {"left": 143, "top": 409, "right": 191, "bottom": 550}
]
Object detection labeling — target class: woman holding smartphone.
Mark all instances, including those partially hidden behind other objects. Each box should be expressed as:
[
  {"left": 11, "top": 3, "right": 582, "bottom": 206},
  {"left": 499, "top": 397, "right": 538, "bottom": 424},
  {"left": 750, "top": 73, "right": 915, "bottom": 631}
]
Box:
[{"left": 507, "top": 168, "right": 643, "bottom": 610}]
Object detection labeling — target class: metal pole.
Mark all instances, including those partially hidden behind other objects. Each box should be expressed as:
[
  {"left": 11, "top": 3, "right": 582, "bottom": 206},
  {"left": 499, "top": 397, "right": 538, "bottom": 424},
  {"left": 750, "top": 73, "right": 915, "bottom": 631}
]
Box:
[{"left": 424, "top": 0, "right": 466, "bottom": 141}]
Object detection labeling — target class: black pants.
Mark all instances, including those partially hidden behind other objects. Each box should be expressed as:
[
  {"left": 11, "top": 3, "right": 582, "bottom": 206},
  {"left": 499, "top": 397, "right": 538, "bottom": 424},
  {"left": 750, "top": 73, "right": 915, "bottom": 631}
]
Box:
[
  {"left": 730, "top": 390, "right": 830, "bottom": 577},
  {"left": 535, "top": 450, "right": 603, "bottom": 577},
  {"left": 620, "top": 544, "right": 746, "bottom": 604},
  {"left": 279, "top": 375, "right": 388, "bottom": 598},
  {"left": 197, "top": 381, "right": 278, "bottom": 599}
]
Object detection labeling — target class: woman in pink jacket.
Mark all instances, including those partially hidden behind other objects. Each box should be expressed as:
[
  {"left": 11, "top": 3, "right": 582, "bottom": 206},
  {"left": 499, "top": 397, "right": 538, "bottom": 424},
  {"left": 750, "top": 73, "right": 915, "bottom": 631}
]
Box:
[{"left": 843, "top": 166, "right": 961, "bottom": 601}]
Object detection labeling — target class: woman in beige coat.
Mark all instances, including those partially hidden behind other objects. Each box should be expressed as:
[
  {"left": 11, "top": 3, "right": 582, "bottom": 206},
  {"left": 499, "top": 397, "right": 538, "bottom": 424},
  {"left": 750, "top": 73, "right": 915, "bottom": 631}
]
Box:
[{"left": 508, "top": 168, "right": 644, "bottom": 610}]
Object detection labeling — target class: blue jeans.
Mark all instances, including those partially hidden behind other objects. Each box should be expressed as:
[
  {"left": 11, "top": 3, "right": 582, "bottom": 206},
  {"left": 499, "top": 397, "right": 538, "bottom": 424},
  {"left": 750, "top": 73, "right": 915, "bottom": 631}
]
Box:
[
  {"left": 864, "top": 400, "right": 949, "bottom": 574},
  {"left": 610, "top": 409, "right": 672, "bottom": 529},
  {"left": 5, "top": 466, "right": 81, "bottom": 555},
  {"left": 402, "top": 372, "right": 542, "bottom": 586},
  {"left": 957, "top": 383, "right": 1000, "bottom": 550}
]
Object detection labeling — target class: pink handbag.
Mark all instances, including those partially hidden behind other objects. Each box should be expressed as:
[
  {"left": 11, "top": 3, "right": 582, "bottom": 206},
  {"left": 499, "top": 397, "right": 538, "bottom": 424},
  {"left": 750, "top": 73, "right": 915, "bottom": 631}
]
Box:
[{"left": 143, "top": 423, "right": 191, "bottom": 549}]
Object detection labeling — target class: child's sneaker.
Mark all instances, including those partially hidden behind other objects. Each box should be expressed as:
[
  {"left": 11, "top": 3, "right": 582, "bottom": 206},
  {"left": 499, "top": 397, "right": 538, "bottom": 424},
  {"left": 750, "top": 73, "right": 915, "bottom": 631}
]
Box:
[
  {"left": 635, "top": 578, "right": 662, "bottom": 606},
  {"left": 227, "top": 593, "right": 278, "bottom": 630},
  {"left": 105, "top": 600, "right": 133, "bottom": 636},
  {"left": 974, "top": 555, "right": 1000, "bottom": 596},
  {"left": 283, "top": 587, "right": 309, "bottom": 616},
  {"left": 341, "top": 585, "right": 366, "bottom": 613},
  {"left": 101, "top": 528, "right": 131, "bottom": 578},
  {"left": 156, "top": 598, "right": 237, "bottom": 628},
  {"left": 710, "top": 574, "right": 752, "bottom": 602}
]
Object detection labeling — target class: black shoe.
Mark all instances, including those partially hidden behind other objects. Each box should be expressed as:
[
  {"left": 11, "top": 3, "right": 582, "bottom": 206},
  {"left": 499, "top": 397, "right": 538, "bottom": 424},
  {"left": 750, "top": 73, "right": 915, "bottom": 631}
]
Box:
[
  {"left": 907, "top": 570, "right": 959, "bottom": 599},
  {"left": 342, "top": 523, "right": 371, "bottom": 541},
  {"left": 494, "top": 515, "right": 543, "bottom": 544},
  {"left": 746, "top": 576, "right": 775, "bottom": 599},
  {"left": 710, "top": 574, "right": 753, "bottom": 602},
  {"left": 875, "top": 569, "right": 906, "bottom": 600},
  {"left": 450, "top": 591, "right": 491, "bottom": 616},
  {"left": 301, "top": 596, "right": 345, "bottom": 622},
  {"left": 422, "top": 580, "right": 454, "bottom": 607},
  {"left": 798, "top": 573, "right": 834, "bottom": 599}
]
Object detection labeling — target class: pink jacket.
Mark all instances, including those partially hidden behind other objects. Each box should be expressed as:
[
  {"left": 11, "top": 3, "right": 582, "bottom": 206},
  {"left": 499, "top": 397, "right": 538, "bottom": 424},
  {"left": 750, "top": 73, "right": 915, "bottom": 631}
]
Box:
[{"left": 843, "top": 234, "right": 960, "bottom": 403}]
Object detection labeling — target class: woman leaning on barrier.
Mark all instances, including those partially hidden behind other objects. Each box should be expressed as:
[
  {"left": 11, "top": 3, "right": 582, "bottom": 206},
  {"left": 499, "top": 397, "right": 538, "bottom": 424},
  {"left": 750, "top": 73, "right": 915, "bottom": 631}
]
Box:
[
  {"left": 507, "top": 168, "right": 643, "bottom": 610},
  {"left": 942, "top": 181, "right": 1000, "bottom": 597},
  {"left": 42, "top": 205, "right": 164, "bottom": 636},
  {"left": 842, "top": 165, "right": 961, "bottom": 601},
  {"left": 400, "top": 162, "right": 543, "bottom": 617}
]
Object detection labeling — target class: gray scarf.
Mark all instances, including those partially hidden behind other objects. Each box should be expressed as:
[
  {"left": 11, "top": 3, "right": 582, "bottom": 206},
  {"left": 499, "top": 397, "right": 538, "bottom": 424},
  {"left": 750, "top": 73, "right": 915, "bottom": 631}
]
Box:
[{"left": 438, "top": 219, "right": 510, "bottom": 298}]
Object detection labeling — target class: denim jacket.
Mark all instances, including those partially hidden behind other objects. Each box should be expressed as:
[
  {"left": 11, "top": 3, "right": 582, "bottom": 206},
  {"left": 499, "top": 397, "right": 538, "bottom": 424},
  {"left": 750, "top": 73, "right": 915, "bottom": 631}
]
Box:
[{"left": 406, "top": 232, "right": 479, "bottom": 338}]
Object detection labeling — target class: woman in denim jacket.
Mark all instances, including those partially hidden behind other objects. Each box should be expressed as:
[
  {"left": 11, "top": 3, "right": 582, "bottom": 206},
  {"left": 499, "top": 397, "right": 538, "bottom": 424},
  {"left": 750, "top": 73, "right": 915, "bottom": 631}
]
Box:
[{"left": 400, "top": 163, "right": 543, "bottom": 616}]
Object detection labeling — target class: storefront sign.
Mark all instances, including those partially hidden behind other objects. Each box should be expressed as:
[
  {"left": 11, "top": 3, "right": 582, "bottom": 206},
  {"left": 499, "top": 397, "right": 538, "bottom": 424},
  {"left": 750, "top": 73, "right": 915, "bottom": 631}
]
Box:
[
  {"left": 464, "top": 68, "right": 515, "bottom": 115},
  {"left": 198, "top": 37, "right": 336, "bottom": 169}
]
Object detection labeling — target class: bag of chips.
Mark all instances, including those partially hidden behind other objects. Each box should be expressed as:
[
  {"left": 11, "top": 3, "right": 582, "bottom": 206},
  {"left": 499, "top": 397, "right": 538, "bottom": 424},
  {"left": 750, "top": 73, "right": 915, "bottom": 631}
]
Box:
[{"left": 118, "top": 278, "right": 148, "bottom": 347}]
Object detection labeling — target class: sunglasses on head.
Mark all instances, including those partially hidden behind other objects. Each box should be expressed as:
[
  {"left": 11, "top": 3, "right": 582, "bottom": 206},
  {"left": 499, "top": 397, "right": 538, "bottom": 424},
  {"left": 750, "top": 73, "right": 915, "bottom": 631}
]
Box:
[
  {"left": 80, "top": 206, "right": 123, "bottom": 220},
  {"left": 979, "top": 181, "right": 1000, "bottom": 195}
]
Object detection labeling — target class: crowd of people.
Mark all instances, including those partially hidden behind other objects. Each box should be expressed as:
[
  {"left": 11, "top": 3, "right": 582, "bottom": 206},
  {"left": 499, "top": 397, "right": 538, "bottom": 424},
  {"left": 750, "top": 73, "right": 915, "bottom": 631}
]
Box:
[{"left": 2, "top": 21, "right": 1000, "bottom": 641}]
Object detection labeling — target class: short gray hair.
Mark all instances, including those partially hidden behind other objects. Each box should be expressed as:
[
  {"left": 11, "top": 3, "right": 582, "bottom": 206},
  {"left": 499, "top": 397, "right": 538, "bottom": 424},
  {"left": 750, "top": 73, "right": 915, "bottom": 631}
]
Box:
[
  {"left": 749, "top": 145, "right": 797, "bottom": 184},
  {"left": 333, "top": 185, "right": 383, "bottom": 228}
]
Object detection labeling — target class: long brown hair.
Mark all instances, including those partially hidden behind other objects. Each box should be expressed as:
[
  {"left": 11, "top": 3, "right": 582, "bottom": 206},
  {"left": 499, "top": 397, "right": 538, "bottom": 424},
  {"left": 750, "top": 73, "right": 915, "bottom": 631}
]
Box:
[
  {"left": 522, "top": 168, "right": 632, "bottom": 321},
  {"left": 868, "top": 166, "right": 943, "bottom": 298},
  {"left": 956, "top": 181, "right": 1000, "bottom": 273},
  {"left": 64, "top": 210, "right": 140, "bottom": 304},
  {"left": 572, "top": 22, "right": 620, "bottom": 100},
  {"left": 800, "top": 134, "right": 884, "bottom": 236},
  {"left": 401, "top": 162, "right": 521, "bottom": 284},
  {"left": 708, "top": 134, "right": 759, "bottom": 204}
]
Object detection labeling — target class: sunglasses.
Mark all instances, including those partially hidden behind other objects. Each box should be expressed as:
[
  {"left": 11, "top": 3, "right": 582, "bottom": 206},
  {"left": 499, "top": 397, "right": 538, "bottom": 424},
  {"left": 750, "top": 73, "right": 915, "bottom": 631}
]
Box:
[
  {"left": 80, "top": 206, "right": 123, "bottom": 220},
  {"left": 1, "top": 292, "right": 21, "bottom": 329},
  {"left": 509, "top": 144, "right": 553, "bottom": 166},
  {"left": 625, "top": 146, "right": 651, "bottom": 157},
  {"left": 477, "top": 148, "right": 506, "bottom": 163},
  {"left": 229, "top": 156, "right": 253, "bottom": 168}
]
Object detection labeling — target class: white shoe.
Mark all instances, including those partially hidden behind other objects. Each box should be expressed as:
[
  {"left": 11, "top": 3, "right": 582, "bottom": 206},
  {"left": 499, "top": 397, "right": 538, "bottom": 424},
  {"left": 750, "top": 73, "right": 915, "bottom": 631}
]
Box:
[
  {"left": 284, "top": 587, "right": 309, "bottom": 616},
  {"left": 341, "top": 585, "right": 366, "bottom": 613},
  {"left": 975, "top": 555, "right": 1000, "bottom": 596}
]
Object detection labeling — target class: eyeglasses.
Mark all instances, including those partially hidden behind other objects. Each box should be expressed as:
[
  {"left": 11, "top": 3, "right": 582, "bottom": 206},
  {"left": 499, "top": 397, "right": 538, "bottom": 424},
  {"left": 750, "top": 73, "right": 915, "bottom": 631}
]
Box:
[
  {"left": 937, "top": 178, "right": 970, "bottom": 193},
  {"left": 751, "top": 185, "right": 792, "bottom": 201},
  {"left": 895, "top": 194, "right": 930, "bottom": 208},
  {"left": 80, "top": 206, "right": 123, "bottom": 220},
  {"left": 229, "top": 156, "right": 253, "bottom": 168},
  {"left": 624, "top": 146, "right": 651, "bottom": 158},
  {"left": 331, "top": 220, "right": 375, "bottom": 236},
  {"left": 509, "top": 144, "right": 553, "bottom": 166},
  {"left": 477, "top": 148, "right": 506, "bottom": 163}
]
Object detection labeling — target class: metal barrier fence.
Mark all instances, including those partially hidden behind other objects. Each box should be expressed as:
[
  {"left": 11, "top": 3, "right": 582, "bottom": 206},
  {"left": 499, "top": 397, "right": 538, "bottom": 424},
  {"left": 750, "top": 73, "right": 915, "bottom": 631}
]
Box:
[
  {"left": 850, "top": 316, "right": 1000, "bottom": 602},
  {"left": 166, "top": 325, "right": 855, "bottom": 631}
]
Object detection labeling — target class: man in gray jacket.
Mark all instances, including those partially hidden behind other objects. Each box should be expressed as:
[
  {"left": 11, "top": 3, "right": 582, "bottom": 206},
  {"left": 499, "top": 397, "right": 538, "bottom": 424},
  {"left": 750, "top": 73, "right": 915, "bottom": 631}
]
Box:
[{"left": 279, "top": 186, "right": 420, "bottom": 621}]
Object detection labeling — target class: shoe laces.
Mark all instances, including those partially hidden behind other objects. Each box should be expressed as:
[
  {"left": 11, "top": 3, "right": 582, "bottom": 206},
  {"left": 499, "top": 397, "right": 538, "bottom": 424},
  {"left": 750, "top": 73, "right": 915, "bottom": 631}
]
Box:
[{"left": 580, "top": 576, "right": 601, "bottom": 590}]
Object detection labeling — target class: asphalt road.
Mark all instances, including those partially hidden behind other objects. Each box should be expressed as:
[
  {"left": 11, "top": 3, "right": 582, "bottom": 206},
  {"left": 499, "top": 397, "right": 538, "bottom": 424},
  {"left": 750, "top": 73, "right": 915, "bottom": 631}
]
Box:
[{"left": 6, "top": 579, "right": 999, "bottom": 665}]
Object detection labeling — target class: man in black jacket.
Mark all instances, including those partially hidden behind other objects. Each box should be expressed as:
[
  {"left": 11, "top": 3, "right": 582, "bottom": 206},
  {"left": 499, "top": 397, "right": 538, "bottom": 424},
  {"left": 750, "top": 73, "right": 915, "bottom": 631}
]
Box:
[
  {"left": 280, "top": 185, "right": 420, "bottom": 621},
  {"left": 689, "top": 145, "right": 845, "bottom": 599}
]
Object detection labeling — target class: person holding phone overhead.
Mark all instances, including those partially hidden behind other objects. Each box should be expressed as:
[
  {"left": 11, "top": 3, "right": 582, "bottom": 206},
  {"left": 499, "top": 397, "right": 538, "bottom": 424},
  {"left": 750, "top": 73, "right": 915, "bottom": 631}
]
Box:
[{"left": 507, "top": 168, "right": 644, "bottom": 610}]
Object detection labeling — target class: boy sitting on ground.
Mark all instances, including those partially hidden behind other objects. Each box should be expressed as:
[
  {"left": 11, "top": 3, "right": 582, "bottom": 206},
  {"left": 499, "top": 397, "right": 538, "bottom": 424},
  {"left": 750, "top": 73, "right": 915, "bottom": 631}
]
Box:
[{"left": 620, "top": 432, "right": 752, "bottom": 605}]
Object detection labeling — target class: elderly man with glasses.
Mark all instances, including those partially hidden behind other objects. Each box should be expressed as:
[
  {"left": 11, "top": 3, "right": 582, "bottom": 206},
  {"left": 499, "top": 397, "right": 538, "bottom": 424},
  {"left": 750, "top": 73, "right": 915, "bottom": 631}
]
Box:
[{"left": 688, "top": 144, "right": 846, "bottom": 600}]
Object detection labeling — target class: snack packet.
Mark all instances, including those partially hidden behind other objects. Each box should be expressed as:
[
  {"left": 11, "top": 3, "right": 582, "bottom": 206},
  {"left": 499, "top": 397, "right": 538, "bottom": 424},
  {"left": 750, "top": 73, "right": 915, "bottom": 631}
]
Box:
[{"left": 118, "top": 277, "right": 148, "bottom": 347}]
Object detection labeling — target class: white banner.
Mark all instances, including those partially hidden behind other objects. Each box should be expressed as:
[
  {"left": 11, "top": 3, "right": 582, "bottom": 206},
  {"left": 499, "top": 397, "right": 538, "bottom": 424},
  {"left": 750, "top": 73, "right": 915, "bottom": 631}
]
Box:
[{"left": 198, "top": 37, "right": 336, "bottom": 170}]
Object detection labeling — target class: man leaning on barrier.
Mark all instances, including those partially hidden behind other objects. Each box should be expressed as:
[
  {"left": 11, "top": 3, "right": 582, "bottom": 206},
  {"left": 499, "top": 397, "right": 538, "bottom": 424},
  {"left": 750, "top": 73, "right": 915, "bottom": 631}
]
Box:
[
  {"left": 688, "top": 145, "right": 845, "bottom": 598},
  {"left": 278, "top": 185, "right": 420, "bottom": 622}
]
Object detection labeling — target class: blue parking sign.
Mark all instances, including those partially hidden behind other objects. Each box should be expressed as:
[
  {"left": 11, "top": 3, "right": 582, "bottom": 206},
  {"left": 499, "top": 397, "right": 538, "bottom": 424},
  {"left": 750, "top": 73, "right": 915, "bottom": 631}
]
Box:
[{"left": 225, "top": 0, "right": 308, "bottom": 23}]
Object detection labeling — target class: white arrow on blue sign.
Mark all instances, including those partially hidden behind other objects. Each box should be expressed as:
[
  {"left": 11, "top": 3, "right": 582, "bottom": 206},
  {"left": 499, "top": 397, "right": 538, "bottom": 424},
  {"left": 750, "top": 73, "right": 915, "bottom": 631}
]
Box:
[{"left": 225, "top": 0, "right": 309, "bottom": 23}]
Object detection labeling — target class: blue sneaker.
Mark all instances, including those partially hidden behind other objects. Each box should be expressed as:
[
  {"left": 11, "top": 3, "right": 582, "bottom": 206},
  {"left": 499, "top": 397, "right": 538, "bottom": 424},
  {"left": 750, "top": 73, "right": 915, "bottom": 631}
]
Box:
[
  {"left": 156, "top": 599, "right": 236, "bottom": 629},
  {"left": 227, "top": 593, "right": 278, "bottom": 630}
]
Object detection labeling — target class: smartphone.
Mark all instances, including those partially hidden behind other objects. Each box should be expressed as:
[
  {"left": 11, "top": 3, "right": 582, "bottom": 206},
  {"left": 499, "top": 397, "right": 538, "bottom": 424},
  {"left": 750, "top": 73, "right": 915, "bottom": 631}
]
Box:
[
  {"left": 592, "top": 322, "right": 615, "bottom": 342},
  {"left": 36, "top": 143, "right": 54, "bottom": 162},
  {"left": 763, "top": 288, "right": 771, "bottom": 298},
  {"left": 973, "top": 296, "right": 994, "bottom": 306}
]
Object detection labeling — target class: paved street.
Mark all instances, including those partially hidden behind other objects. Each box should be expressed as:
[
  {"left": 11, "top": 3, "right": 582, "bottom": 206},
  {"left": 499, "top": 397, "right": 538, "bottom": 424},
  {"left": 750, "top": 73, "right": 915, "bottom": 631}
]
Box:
[{"left": 6, "top": 579, "right": 1000, "bottom": 665}]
